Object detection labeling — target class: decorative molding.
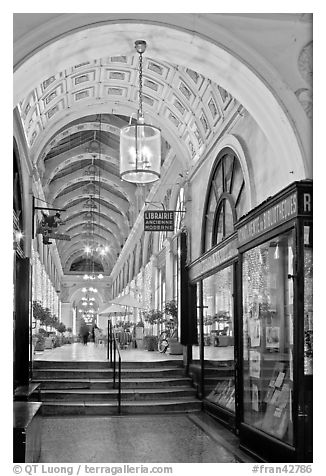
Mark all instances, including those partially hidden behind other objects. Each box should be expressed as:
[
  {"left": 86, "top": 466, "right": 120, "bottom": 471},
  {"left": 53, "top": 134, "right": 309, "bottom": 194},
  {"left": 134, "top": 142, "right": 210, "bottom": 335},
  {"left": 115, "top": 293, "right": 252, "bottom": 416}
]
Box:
[
  {"left": 296, "top": 42, "right": 312, "bottom": 119},
  {"left": 295, "top": 88, "right": 312, "bottom": 119},
  {"left": 298, "top": 41, "right": 313, "bottom": 86}
]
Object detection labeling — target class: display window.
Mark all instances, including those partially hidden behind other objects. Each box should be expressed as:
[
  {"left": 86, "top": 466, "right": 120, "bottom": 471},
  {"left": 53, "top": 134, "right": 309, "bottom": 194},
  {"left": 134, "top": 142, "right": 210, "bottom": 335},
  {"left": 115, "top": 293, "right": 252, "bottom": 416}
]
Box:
[
  {"left": 202, "top": 266, "right": 235, "bottom": 411},
  {"left": 303, "top": 223, "right": 313, "bottom": 375},
  {"left": 242, "top": 230, "right": 294, "bottom": 445}
]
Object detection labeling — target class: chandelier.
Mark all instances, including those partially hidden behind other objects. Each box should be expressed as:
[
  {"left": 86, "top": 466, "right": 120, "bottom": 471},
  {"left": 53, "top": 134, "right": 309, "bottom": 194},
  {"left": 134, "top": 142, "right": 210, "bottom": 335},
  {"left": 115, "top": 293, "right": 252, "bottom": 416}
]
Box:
[
  {"left": 120, "top": 40, "right": 161, "bottom": 184},
  {"left": 82, "top": 120, "right": 105, "bottom": 282}
]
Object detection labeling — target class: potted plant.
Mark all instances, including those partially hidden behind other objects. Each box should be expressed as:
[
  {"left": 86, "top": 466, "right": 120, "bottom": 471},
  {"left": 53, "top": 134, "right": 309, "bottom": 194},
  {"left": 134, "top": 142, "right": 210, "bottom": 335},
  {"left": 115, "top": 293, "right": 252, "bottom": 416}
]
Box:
[
  {"left": 56, "top": 322, "right": 66, "bottom": 345},
  {"left": 143, "top": 335, "right": 158, "bottom": 351},
  {"left": 143, "top": 309, "right": 162, "bottom": 351},
  {"left": 164, "top": 300, "right": 183, "bottom": 355},
  {"left": 135, "top": 320, "right": 145, "bottom": 348},
  {"left": 34, "top": 332, "right": 45, "bottom": 351},
  {"left": 66, "top": 327, "right": 73, "bottom": 343}
]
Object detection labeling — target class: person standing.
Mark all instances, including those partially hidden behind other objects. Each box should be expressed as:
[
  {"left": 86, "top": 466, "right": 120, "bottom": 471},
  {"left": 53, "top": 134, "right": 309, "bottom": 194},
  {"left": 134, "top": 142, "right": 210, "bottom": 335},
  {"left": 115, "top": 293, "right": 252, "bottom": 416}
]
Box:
[
  {"left": 83, "top": 329, "right": 89, "bottom": 345},
  {"left": 94, "top": 325, "right": 100, "bottom": 346}
]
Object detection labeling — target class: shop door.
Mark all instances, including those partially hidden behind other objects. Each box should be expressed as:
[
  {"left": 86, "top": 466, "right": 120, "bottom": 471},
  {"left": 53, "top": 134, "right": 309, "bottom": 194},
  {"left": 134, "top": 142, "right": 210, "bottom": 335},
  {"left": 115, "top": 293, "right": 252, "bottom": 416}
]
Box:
[
  {"left": 240, "top": 228, "right": 297, "bottom": 461},
  {"left": 298, "top": 221, "right": 313, "bottom": 461},
  {"left": 200, "top": 262, "right": 238, "bottom": 427}
]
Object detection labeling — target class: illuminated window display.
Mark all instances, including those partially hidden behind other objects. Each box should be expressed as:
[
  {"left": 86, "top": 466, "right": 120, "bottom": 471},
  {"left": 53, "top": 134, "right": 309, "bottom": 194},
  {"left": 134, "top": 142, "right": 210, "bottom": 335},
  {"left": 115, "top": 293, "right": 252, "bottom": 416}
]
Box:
[
  {"left": 189, "top": 178, "right": 312, "bottom": 462},
  {"left": 304, "top": 225, "right": 313, "bottom": 375},
  {"left": 242, "top": 231, "right": 294, "bottom": 445}
]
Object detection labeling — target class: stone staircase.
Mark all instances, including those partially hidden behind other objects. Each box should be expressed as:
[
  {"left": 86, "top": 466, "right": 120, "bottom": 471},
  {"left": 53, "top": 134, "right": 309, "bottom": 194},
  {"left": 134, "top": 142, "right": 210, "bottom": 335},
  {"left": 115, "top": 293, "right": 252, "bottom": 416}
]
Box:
[{"left": 32, "top": 360, "right": 202, "bottom": 416}]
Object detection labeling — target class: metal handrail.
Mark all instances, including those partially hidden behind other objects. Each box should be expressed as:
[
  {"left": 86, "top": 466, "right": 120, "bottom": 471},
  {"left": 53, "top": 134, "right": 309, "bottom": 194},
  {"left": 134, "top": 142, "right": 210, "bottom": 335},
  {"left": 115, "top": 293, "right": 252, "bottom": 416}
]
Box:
[{"left": 107, "top": 320, "right": 121, "bottom": 414}]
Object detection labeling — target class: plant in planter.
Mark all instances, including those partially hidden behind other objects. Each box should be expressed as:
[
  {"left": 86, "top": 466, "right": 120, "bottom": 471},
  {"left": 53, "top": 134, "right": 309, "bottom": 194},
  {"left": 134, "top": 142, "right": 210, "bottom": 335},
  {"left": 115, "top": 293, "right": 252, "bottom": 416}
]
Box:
[
  {"left": 164, "top": 300, "right": 183, "bottom": 355},
  {"left": 34, "top": 332, "right": 45, "bottom": 351},
  {"left": 56, "top": 322, "right": 66, "bottom": 343},
  {"left": 43, "top": 307, "right": 54, "bottom": 331},
  {"left": 143, "top": 335, "right": 158, "bottom": 351},
  {"left": 164, "top": 300, "right": 178, "bottom": 331},
  {"left": 143, "top": 309, "right": 163, "bottom": 335},
  {"left": 143, "top": 309, "right": 163, "bottom": 351},
  {"left": 134, "top": 320, "right": 145, "bottom": 348}
]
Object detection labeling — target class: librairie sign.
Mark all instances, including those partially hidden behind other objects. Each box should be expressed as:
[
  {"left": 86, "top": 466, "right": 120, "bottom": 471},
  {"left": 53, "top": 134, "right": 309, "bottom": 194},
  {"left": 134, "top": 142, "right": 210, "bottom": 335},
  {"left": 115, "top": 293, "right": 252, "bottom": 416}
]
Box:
[
  {"left": 144, "top": 210, "right": 174, "bottom": 231},
  {"left": 46, "top": 233, "right": 71, "bottom": 241}
]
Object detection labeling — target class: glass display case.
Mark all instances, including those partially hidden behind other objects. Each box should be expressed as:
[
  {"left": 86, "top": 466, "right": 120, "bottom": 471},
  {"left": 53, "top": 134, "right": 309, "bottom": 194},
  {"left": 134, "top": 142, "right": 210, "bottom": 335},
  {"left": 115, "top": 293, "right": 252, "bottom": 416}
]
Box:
[
  {"left": 242, "top": 230, "right": 294, "bottom": 445},
  {"left": 188, "top": 179, "right": 312, "bottom": 462},
  {"left": 236, "top": 180, "right": 313, "bottom": 462},
  {"left": 303, "top": 226, "right": 313, "bottom": 375}
]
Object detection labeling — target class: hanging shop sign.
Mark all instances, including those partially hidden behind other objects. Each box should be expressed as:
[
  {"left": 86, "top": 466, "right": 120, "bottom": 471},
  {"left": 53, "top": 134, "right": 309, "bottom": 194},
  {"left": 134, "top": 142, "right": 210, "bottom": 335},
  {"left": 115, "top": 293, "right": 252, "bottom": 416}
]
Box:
[
  {"left": 144, "top": 210, "right": 174, "bottom": 231},
  {"left": 45, "top": 233, "right": 71, "bottom": 241},
  {"left": 188, "top": 235, "right": 238, "bottom": 281}
]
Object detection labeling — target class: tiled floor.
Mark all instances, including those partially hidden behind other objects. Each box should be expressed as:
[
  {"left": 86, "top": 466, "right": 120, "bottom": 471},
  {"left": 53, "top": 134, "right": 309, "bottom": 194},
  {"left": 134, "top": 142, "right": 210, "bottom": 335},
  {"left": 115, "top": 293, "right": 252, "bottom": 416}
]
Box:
[
  {"left": 39, "top": 413, "right": 250, "bottom": 463},
  {"left": 34, "top": 342, "right": 233, "bottom": 362},
  {"left": 34, "top": 342, "right": 183, "bottom": 362},
  {"left": 34, "top": 342, "right": 250, "bottom": 464}
]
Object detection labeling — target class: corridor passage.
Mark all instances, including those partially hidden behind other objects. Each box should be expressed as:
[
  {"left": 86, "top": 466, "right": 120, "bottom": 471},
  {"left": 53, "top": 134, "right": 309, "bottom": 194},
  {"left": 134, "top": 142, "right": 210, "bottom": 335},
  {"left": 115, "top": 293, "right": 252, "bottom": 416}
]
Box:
[
  {"left": 33, "top": 342, "right": 254, "bottom": 463},
  {"left": 39, "top": 413, "right": 251, "bottom": 463},
  {"left": 33, "top": 342, "right": 232, "bottom": 362}
]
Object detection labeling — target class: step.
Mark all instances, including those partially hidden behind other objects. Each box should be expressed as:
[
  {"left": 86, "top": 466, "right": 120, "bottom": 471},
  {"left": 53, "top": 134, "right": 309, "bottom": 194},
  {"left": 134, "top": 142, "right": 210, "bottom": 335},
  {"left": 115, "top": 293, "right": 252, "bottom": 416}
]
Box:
[
  {"left": 33, "top": 377, "right": 193, "bottom": 390},
  {"left": 39, "top": 387, "right": 196, "bottom": 402},
  {"left": 32, "top": 369, "right": 112, "bottom": 380},
  {"left": 33, "top": 367, "right": 186, "bottom": 380},
  {"left": 40, "top": 398, "right": 202, "bottom": 416},
  {"left": 33, "top": 361, "right": 109, "bottom": 370},
  {"left": 33, "top": 359, "right": 183, "bottom": 369}
]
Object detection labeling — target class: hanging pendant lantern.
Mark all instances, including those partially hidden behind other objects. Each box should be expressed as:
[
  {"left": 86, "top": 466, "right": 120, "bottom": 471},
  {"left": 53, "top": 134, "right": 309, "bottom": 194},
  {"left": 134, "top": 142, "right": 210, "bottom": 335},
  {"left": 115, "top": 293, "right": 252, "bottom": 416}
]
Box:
[{"left": 120, "top": 40, "right": 161, "bottom": 184}]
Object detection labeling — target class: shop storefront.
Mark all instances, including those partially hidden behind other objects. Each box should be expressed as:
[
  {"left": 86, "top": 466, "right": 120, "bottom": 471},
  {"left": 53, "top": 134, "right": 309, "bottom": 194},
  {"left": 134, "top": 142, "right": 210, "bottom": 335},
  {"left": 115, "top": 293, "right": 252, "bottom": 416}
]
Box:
[
  {"left": 187, "top": 180, "right": 312, "bottom": 462},
  {"left": 188, "top": 234, "right": 239, "bottom": 429}
]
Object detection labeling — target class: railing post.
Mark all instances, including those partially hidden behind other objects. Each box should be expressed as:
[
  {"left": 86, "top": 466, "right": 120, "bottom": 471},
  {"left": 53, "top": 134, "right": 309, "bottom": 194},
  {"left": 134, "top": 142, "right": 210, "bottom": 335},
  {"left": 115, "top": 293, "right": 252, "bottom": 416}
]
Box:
[
  {"left": 113, "top": 338, "right": 116, "bottom": 389},
  {"left": 110, "top": 324, "right": 113, "bottom": 367},
  {"left": 118, "top": 356, "right": 121, "bottom": 414},
  {"left": 107, "top": 320, "right": 110, "bottom": 362}
]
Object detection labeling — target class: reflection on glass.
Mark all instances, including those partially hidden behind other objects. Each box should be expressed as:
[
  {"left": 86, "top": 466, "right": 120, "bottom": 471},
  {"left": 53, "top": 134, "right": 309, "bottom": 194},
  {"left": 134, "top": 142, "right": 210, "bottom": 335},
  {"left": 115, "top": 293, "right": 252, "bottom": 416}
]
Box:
[
  {"left": 205, "top": 192, "right": 217, "bottom": 251},
  {"left": 202, "top": 266, "right": 235, "bottom": 412},
  {"left": 224, "top": 200, "right": 234, "bottom": 236},
  {"left": 192, "top": 282, "right": 202, "bottom": 362},
  {"left": 215, "top": 206, "right": 224, "bottom": 244},
  {"left": 242, "top": 231, "right": 294, "bottom": 445}
]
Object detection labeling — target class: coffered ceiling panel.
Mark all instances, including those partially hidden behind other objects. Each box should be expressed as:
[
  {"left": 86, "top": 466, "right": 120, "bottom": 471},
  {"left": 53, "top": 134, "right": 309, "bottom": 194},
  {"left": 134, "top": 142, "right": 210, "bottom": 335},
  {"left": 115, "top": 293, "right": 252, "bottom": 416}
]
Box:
[{"left": 18, "top": 51, "right": 237, "bottom": 277}]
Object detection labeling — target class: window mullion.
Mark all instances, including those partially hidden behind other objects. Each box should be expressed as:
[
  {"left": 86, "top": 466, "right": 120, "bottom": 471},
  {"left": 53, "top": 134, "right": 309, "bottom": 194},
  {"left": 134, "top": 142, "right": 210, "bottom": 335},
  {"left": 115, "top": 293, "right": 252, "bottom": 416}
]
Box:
[
  {"left": 235, "top": 179, "right": 245, "bottom": 208},
  {"left": 229, "top": 156, "right": 235, "bottom": 193}
]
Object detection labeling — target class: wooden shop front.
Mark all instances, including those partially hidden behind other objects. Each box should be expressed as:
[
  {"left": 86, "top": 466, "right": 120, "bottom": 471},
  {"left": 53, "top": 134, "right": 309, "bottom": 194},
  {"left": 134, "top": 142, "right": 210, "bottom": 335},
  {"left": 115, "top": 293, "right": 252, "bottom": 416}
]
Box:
[{"left": 187, "top": 180, "right": 313, "bottom": 462}]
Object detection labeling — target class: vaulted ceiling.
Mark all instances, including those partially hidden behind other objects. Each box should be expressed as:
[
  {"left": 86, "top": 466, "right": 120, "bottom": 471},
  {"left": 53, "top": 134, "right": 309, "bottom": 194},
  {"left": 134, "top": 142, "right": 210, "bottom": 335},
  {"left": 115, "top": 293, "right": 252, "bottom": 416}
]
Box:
[{"left": 17, "top": 50, "right": 236, "bottom": 276}]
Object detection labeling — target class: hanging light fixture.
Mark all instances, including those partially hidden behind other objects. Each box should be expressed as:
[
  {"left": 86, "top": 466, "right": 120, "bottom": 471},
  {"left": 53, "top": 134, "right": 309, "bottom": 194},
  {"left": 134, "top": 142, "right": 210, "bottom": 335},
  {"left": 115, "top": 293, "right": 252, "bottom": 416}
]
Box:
[{"left": 120, "top": 40, "right": 161, "bottom": 183}]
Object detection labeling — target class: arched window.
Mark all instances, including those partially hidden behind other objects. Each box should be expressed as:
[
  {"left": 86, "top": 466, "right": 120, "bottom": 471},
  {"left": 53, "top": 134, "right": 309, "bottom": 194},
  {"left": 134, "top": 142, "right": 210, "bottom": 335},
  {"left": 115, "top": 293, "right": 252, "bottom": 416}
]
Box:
[
  {"left": 174, "top": 187, "right": 185, "bottom": 233},
  {"left": 203, "top": 148, "right": 246, "bottom": 252}
]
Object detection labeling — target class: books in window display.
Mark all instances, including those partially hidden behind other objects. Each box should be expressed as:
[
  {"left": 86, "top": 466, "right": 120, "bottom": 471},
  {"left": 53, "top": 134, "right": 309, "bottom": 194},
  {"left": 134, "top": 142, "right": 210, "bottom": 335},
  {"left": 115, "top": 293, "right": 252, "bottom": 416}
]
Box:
[
  {"left": 261, "top": 366, "right": 292, "bottom": 439},
  {"left": 207, "top": 379, "right": 235, "bottom": 411}
]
